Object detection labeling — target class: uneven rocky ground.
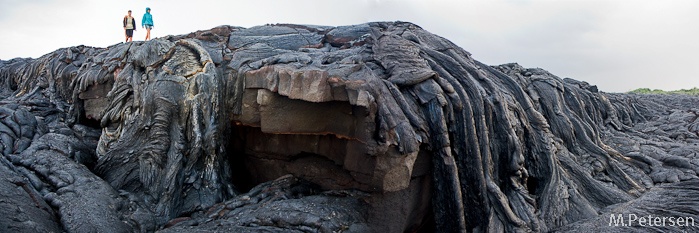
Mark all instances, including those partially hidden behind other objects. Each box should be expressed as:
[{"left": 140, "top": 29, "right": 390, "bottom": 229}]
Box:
[{"left": 0, "top": 22, "right": 698, "bottom": 232}]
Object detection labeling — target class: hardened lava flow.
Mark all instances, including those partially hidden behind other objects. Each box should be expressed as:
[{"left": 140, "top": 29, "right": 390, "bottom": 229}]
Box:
[{"left": 1, "top": 22, "right": 698, "bottom": 232}]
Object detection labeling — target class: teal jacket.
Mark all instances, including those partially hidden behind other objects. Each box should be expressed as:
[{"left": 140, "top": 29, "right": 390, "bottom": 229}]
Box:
[{"left": 142, "top": 11, "right": 153, "bottom": 26}]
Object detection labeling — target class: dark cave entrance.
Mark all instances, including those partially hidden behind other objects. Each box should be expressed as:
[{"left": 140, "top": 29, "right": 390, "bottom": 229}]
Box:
[
  {"left": 226, "top": 121, "right": 363, "bottom": 193},
  {"left": 227, "top": 122, "right": 256, "bottom": 192},
  {"left": 527, "top": 177, "right": 540, "bottom": 195},
  {"left": 78, "top": 113, "right": 102, "bottom": 129}
]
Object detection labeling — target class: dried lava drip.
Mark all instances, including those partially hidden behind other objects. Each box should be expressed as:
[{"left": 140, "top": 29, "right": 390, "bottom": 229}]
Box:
[{"left": 0, "top": 22, "right": 698, "bottom": 232}]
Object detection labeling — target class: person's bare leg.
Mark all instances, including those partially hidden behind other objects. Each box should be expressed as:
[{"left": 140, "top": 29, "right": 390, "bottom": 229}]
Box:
[
  {"left": 145, "top": 28, "right": 151, "bottom": 41},
  {"left": 125, "top": 31, "right": 128, "bottom": 42}
]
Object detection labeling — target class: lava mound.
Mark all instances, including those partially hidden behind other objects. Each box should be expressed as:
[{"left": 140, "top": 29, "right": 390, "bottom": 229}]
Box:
[{"left": 1, "top": 22, "right": 698, "bottom": 232}]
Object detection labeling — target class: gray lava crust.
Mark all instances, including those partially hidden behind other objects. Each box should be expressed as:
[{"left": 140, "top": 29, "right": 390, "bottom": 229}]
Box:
[{"left": 1, "top": 22, "right": 698, "bottom": 232}]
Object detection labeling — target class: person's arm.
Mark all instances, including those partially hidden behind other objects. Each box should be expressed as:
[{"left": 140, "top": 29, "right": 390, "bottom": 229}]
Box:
[
  {"left": 123, "top": 17, "right": 127, "bottom": 28},
  {"left": 132, "top": 18, "right": 137, "bottom": 30},
  {"left": 142, "top": 15, "right": 145, "bottom": 28}
]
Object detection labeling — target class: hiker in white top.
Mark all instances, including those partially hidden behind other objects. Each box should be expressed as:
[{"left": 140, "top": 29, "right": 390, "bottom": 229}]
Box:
[{"left": 123, "top": 10, "right": 136, "bottom": 42}]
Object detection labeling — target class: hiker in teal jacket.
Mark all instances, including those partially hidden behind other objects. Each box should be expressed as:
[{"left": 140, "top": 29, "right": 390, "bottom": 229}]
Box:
[{"left": 142, "top": 7, "right": 154, "bottom": 41}]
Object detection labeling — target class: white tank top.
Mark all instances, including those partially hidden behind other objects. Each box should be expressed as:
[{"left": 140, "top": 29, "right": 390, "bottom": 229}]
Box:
[{"left": 125, "top": 16, "right": 134, "bottom": 29}]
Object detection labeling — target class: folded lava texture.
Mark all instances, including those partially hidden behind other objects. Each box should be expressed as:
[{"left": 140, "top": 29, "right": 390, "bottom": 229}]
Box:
[{"left": 1, "top": 22, "right": 698, "bottom": 232}]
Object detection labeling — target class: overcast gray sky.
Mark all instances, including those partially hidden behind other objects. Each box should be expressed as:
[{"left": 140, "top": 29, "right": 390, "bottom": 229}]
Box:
[{"left": 1, "top": 0, "right": 697, "bottom": 92}]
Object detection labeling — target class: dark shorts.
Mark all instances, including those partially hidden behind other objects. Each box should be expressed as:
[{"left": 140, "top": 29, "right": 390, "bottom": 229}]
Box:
[{"left": 126, "top": 29, "right": 134, "bottom": 37}]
